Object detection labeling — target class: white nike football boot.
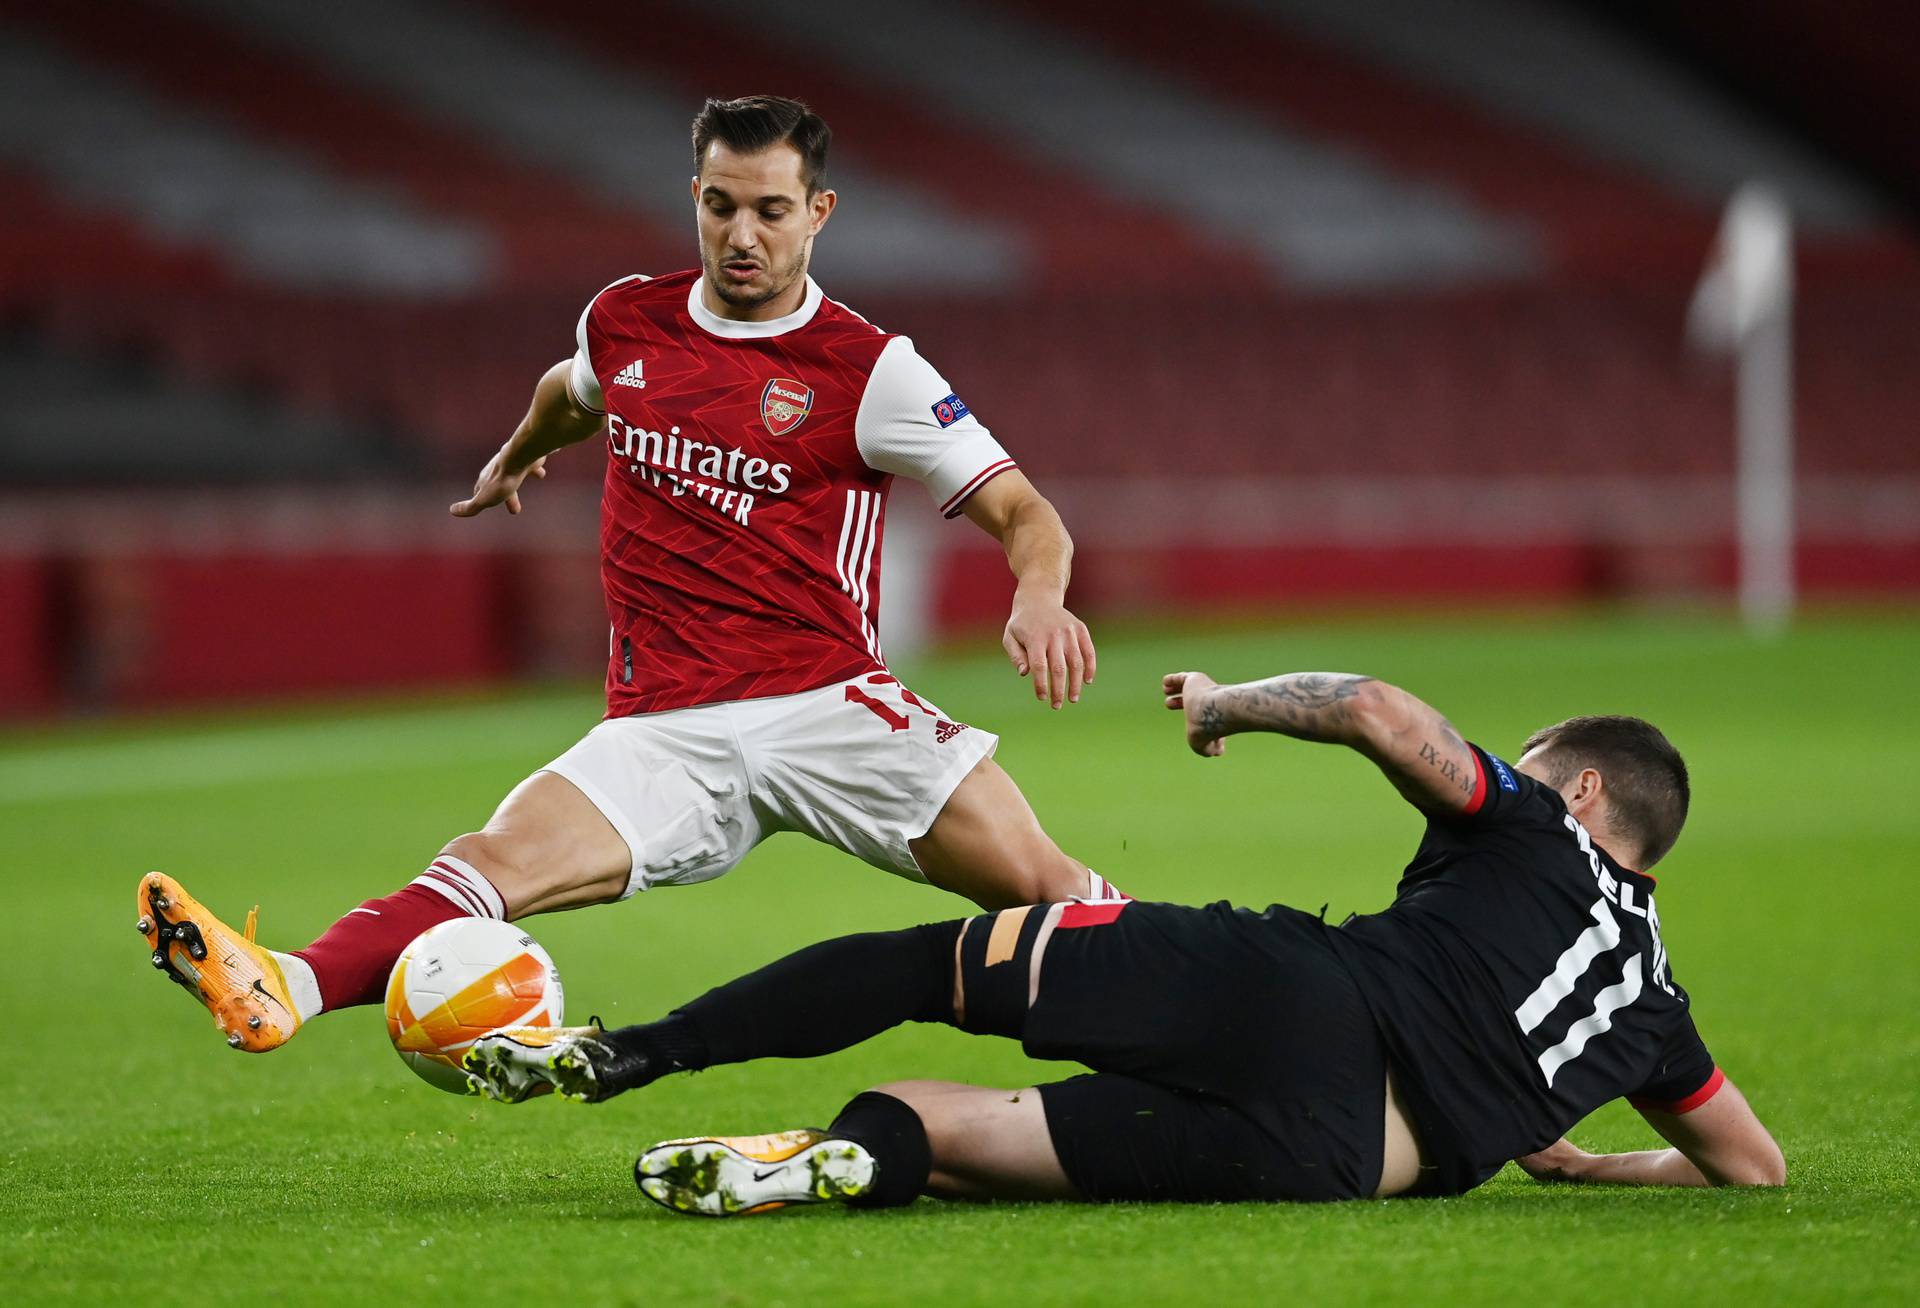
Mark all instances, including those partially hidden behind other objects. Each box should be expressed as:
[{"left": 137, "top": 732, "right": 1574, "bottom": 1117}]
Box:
[
  {"left": 461, "top": 1025, "right": 635, "bottom": 1103},
  {"left": 634, "top": 1129, "right": 878, "bottom": 1217}
]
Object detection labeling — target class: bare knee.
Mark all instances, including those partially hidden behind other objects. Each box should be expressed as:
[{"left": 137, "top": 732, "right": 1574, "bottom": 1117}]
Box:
[
  {"left": 441, "top": 828, "right": 626, "bottom": 920},
  {"left": 866, "top": 1081, "right": 966, "bottom": 1192},
  {"left": 865, "top": 1081, "right": 975, "bottom": 1147},
  {"left": 441, "top": 831, "right": 532, "bottom": 913},
  {"left": 913, "top": 759, "right": 1089, "bottom": 910},
  {"left": 863, "top": 1081, "right": 1072, "bottom": 1201},
  {"left": 1026, "top": 852, "right": 1090, "bottom": 902},
  {"left": 869, "top": 1079, "right": 962, "bottom": 1109},
  {"left": 438, "top": 771, "right": 634, "bottom": 918},
  {"left": 916, "top": 838, "right": 1086, "bottom": 910},
  {"left": 442, "top": 830, "right": 524, "bottom": 885},
  {"left": 983, "top": 850, "right": 1087, "bottom": 909}
]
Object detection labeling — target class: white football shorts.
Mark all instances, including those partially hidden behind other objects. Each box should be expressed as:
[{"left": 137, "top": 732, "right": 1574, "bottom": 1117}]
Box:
[{"left": 539, "top": 671, "right": 998, "bottom": 898}]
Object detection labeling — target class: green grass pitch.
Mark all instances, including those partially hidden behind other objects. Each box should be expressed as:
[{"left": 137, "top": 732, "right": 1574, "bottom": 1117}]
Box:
[{"left": 3, "top": 614, "right": 1916, "bottom": 1304}]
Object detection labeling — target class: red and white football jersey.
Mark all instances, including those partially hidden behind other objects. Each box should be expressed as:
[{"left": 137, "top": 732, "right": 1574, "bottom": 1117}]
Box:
[{"left": 569, "top": 270, "right": 1015, "bottom": 717}]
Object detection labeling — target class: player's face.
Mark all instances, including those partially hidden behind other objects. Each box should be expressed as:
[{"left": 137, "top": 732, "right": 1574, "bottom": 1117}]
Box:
[{"left": 692, "top": 142, "right": 836, "bottom": 318}]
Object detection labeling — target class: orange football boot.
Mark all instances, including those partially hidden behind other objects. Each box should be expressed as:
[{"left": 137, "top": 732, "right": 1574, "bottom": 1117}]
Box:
[{"left": 136, "top": 872, "right": 301, "bottom": 1052}]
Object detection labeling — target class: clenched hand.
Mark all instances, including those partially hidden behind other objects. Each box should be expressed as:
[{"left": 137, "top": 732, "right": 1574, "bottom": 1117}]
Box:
[{"left": 1163, "top": 669, "right": 1226, "bottom": 756}]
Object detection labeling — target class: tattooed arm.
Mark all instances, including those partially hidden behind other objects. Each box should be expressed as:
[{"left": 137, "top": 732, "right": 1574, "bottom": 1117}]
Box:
[{"left": 1162, "top": 670, "right": 1483, "bottom": 815}]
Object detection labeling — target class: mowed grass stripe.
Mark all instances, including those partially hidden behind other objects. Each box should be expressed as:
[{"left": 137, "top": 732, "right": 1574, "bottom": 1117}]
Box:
[{"left": 0, "top": 694, "right": 597, "bottom": 803}]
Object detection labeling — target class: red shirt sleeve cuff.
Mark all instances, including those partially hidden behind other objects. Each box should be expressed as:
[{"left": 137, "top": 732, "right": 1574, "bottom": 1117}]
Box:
[
  {"left": 1460, "top": 748, "right": 1490, "bottom": 816},
  {"left": 1631, "top": 1066, "right": 1726, "bottom": 1115}
]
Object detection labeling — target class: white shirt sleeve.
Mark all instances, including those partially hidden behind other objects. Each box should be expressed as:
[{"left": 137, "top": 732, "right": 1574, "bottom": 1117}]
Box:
[
  {"left": 855, "top": 336, "right": 1016, "bottom": 518},
  {"left": 568, "top": 274, "right": 650, "bottom": 415},
  {"left": 568, "top": 295, "right": 604, "bottom": 414}
]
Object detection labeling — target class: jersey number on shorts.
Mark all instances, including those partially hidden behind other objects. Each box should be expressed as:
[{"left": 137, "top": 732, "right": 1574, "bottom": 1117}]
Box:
[
  {"left": 845, "top": 674, "right": 938, "bottom": 733},
  {"left": 1513, "top": 897, "right": 1644, "bottom": 1089}
]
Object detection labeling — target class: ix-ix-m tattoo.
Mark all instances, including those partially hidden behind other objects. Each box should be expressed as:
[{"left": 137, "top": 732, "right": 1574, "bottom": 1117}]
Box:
[{"left": 1419, "top": 738, "right": 1478, "bottom": 796}]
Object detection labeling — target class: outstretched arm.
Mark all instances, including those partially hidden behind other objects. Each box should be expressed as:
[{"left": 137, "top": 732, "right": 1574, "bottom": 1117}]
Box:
[
  {"left": 1164, "top": 670, "right": 1482, "bottom": 815},
  {"left": 450, "top": 358, "right": 604, "bottom": 517},
  {"left": 963, "top": 472, "right": 1096, "bottom": 710},
  {"left": 1516, "top": 1077, "right": 1785, "bottom": 1187}
]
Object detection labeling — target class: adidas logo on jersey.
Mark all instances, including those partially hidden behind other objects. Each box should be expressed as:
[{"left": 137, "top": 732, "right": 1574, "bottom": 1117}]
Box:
[{"left": 612, "top": 359, "right": 647, "bottom": 389}]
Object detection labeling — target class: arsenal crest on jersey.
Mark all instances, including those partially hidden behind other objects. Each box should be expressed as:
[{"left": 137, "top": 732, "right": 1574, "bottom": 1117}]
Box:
[{"left": 760, "top": 378, "right": 814, "bottom": 436}]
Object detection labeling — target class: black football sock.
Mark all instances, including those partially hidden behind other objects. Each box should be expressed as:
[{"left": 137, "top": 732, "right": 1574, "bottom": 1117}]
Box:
[
  {"left": 589, "top": 1013, "right": 707, "bottom": 1095},
  {"left": 827, "top": 1091, "right": 932, "bottom": 1208},
  {"left": 602, "top": 921, "right": 962, "bottom": 1079}
]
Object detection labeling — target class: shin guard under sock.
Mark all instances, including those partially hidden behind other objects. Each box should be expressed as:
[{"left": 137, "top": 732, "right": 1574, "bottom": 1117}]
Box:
[{"left": 828, "top": 1091, "right": 932, "bottom": 1208}]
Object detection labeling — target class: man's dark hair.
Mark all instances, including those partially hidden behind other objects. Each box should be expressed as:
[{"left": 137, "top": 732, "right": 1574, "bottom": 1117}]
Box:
[
  {"left": 1521, "top": 715, "right": 1690, "bottom": 868},
  {"left": 691, "top": 96, "right": 831, "bottom": 195}
]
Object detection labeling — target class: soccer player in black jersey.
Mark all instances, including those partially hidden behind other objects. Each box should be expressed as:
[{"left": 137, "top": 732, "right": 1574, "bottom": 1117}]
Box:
[{"left": 466, "top": 668, "right": 1784, "bottom": 1215}]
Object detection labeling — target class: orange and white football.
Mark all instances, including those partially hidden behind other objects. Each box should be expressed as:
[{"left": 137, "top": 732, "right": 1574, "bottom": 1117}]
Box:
[{"left": 384, "top": 919, "right": 564, "bottom": 1092}]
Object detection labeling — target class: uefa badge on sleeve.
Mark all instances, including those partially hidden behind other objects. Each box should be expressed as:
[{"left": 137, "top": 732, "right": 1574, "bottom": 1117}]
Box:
[
  {"left": 931, "top": 392, "right": 970, "bottom": 428},
  {"left": 760, "top": 378, "right": 814, "bottom": 436}
]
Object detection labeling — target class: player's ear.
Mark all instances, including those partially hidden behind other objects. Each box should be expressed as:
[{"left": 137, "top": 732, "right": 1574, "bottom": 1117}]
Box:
[
  {"left": 690, "top": 175, "right": 701, "bottom": 203},
  {"left": 809, "top": 187, "right": 836, "bottom": 234},
  {"left": 1568, "top": 766, "right": 1605, "bottom": 812}
]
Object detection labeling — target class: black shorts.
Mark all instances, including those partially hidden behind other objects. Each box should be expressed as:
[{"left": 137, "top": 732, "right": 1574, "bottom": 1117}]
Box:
[{"left": 955, "top": 899, "right": 1387, "bottom": 1202}]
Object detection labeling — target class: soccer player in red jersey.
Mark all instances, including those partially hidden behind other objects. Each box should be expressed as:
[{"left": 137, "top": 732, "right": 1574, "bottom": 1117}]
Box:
[{"left": 137, "top": 96, "right": 1118, "bottom": 1053}]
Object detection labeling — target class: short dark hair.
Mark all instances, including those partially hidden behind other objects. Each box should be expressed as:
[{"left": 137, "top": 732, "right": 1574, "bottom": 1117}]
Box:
[
  {"left": 690, "top": 96, "right": 831, "bottom": 195},
  {"left": 1521, "top": 715, "right": 1691, "bottom": 868}
]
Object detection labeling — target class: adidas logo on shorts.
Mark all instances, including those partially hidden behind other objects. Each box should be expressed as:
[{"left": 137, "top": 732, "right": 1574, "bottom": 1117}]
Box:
[
  {"left": 612, "top": 359, "right": 646, "bottom": 389},
  {"left": 934, "top": 720, "right": 969, "bottom": 744}
]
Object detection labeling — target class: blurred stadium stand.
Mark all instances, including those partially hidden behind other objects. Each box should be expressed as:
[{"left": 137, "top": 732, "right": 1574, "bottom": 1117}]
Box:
[{"left": 1, "top": 0, "right": 1915, "bottom": 714}]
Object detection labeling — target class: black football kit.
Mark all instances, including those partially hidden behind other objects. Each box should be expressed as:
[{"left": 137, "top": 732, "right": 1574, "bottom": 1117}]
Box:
[
  {"left": 1323, "top": 744, "right": 1720, "bottom": 1194},
  {"left": 597, "top": 745, "right": 1721, "bottom": 1204}
]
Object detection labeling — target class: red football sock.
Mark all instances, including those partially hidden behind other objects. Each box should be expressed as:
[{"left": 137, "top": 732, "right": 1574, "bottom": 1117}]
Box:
[{"left": 294, "top": 856, "right": 507, "bottom": 1012}]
